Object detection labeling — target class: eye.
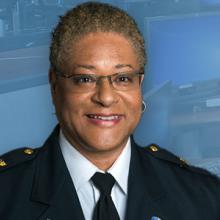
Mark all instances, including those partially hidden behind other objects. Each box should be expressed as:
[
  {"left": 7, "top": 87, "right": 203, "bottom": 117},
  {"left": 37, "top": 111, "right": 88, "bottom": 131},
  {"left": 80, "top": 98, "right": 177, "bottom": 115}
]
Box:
[
  {"left": 115, "top": 74, "right": 133, "bottom": 83},
  {"left": 71, "top": 75, "right": 95, "bottom": 84}
]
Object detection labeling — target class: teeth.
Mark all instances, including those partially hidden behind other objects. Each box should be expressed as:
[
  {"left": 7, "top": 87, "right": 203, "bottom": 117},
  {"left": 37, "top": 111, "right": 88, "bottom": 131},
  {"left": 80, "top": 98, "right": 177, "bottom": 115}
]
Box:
[{"left": 89, "top": 115, "right": 120, "bottom": 121}]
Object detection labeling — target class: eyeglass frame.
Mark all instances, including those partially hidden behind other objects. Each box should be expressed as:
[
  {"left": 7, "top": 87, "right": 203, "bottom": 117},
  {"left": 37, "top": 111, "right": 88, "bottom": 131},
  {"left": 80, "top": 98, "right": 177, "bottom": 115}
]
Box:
[{"left": 55, "top": 70, "right": 144, "bottom": 93}]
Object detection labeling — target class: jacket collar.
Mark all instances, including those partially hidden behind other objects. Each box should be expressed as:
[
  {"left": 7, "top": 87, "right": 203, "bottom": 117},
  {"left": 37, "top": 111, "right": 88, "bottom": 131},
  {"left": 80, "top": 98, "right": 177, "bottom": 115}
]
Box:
[
  {"left": 31, "top": 125, "right": 66, "bottom": 205},
  {"left": 125, "top": 138, "right": 167, "bottom": 220},
  {"left": 30, "top": 126, "right": 167, "bottom": 219},
  {"left": 30, "top": 125, "right": 85, "bottom": 219}
]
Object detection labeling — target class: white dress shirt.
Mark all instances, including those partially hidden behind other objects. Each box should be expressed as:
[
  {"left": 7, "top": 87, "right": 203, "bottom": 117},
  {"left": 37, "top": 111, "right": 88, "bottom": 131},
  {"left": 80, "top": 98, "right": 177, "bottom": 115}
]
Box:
[{"left": 59, "top": 130, "right": 131, "bottom": 220}]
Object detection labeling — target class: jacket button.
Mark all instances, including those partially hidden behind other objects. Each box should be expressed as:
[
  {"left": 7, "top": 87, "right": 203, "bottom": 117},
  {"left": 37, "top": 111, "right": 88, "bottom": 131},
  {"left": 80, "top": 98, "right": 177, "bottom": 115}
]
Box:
[
  {"left": 179, "top": 158, "right": 188, "bottom": 167},
  {"left": 0, "top": 159, "right": 7, "bottom": 167},
  {"left": 150, "top": 145, "right": 159, "bottom": 152},
  {"left": 24, "top": 148, "right": 34, "bottom": 155}
]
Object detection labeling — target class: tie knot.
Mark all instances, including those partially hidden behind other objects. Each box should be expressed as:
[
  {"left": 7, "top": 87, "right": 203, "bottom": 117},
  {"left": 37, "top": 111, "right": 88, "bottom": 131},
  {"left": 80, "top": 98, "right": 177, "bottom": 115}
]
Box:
[{"left": 91, "top": 172, "right": 116, "bottom": 195}]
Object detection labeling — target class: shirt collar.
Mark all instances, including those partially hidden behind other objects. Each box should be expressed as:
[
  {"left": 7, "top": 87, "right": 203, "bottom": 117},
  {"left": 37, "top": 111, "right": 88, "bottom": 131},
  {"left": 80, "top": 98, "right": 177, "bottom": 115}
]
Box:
[
  {"left": 107, "top": 139, "right": 131, "bottom": 194},
  {"left": 59, "top": 130, "right": 131, "bottom": 195}
]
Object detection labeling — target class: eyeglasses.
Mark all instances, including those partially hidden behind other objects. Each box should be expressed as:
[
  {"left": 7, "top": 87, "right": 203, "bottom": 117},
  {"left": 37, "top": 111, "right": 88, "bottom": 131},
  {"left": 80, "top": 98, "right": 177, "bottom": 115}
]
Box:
[{"left": 57, "top": 71, "right": 144, "bottom": 93}]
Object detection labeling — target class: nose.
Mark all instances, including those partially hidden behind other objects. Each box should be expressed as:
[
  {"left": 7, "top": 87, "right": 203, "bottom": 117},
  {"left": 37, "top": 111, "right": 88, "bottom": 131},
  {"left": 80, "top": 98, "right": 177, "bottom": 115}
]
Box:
[{"left": 91, "top": 78, "right": 119, "bottom": 107}]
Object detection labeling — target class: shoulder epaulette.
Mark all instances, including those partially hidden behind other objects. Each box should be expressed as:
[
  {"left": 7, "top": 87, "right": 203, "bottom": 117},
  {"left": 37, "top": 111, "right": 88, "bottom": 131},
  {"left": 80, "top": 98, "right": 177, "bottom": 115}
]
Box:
[
  {"left": 0, "top": 147, "right": 38, "bottom": 172},
  {"left": 145, "top": 144, "right": 187, "bottom": 167},
  {"left": 145, "top": 144, "right": 218, "bottom": 178}
]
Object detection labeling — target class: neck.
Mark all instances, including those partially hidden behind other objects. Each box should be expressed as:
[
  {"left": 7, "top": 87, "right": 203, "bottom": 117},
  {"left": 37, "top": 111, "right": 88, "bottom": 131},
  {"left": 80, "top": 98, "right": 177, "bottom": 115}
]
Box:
[
  {"left": 83, "top": 149, "right": 123, "bottom": 171},
  {"left": 61, "top": 129, "right": 127, "bottom": 171},
  {"left": 70, "top": 143, "right": 125, "bottom": 171}
]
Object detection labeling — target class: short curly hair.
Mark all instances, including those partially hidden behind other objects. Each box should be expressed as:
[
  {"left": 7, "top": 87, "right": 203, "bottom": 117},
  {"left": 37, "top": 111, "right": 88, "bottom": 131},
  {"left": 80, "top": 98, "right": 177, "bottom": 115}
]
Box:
[{"left": 50, "top": 1, "right": 146, "bottom": 72}]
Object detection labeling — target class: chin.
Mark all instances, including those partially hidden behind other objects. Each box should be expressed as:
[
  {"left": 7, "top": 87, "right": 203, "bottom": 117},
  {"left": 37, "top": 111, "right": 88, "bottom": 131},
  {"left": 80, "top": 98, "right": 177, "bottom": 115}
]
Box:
[{"left": 86, "top": 135, "right": 128, "bottom": 153}]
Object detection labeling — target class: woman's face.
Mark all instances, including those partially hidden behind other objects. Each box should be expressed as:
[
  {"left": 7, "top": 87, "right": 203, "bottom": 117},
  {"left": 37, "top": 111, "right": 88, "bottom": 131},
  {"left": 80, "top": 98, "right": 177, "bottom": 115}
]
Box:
[{"left": 51, "top": 32, "right": 144, "bottom": 159}]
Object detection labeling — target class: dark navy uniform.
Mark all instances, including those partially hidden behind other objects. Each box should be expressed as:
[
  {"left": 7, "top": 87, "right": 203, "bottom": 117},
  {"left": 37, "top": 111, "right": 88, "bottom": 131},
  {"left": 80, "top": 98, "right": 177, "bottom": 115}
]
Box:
[{"left": 0, "top": 125, "right": 220, "bottom": 220}]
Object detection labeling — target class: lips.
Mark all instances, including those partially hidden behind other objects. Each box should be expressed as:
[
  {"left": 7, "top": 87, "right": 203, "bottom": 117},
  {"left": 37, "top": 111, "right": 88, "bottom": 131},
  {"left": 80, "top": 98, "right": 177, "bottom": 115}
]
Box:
[
  {"left": 86, "top": 114, "right": 123, "bottom": 126},
  {"left": 87, "top": 114, "right": 121, "bottom": 121}
]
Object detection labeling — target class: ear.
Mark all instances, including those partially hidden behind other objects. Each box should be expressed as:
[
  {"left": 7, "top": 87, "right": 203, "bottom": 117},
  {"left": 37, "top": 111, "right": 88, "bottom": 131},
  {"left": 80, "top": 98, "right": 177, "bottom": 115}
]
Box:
[
  {"left": 49, "top": 68, "right": 58, "bottom": 104},
  {"left": 49, "top": 68, "right": 57, "bottom": 91},
  {"left": 139, "top": 68, "right": 145, "bottom": 84},
  {"left": 140, "top": 74, "right": 144, "bottom": 83}
]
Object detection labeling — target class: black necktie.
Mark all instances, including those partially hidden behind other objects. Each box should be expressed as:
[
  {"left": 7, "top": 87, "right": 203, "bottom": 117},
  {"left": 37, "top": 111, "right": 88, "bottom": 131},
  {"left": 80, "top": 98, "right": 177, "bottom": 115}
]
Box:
[{"left": 91, "top": 172, "right": 120, "bottom": 220}]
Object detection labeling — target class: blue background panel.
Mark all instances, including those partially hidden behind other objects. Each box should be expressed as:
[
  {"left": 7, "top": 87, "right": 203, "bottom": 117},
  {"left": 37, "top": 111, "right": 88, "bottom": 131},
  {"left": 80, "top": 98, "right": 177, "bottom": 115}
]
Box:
[
  {"left": 1, "top": 0, "right": 220, "bottom": 177},
  {"left": 0, "top": 84, "right": 57, "bottom": 154},
  {"left": 147, "top": 14, "right": 220, "bottom": 86}
]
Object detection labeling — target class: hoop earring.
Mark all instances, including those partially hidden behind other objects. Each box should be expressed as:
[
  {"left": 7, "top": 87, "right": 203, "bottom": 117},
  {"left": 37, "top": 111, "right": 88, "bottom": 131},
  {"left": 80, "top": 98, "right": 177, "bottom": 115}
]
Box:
[{"left": 142, "top": 100, "right": 146, "bottom": 113}]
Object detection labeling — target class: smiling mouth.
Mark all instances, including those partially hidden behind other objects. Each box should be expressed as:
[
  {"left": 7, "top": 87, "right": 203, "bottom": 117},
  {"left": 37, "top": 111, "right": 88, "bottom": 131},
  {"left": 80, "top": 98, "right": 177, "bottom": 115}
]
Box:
[
  {"left": 86, "top": 114, "right": 123, "bottom": 126},
  {"left": 87, "top": 114, "right": 121, "bottom": 121}
]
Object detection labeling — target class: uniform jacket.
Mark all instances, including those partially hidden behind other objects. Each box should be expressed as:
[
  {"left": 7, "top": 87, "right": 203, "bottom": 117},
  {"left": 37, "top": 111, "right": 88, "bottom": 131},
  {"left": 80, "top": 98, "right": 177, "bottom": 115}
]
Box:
[{"left": 0, "top": 125, "right": 220, "bottom": 220}]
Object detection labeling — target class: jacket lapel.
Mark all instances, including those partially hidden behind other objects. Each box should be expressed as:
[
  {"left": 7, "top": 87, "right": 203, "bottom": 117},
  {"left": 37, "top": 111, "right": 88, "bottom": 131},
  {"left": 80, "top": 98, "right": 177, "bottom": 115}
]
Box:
[
  {"left": 30, "top": 126, "right": 85, "bottom": 220},
  {"left": 125, "top": 139, "right": 167, "bottom": 220},
  {"left": 29, "top": 127, "right": 168, "bottom": 220}
]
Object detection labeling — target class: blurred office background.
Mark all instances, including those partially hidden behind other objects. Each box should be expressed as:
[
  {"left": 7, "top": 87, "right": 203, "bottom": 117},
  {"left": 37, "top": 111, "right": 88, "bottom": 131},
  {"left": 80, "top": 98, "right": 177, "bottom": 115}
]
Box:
[{"left": 0, "top": 0, "right": 220, "bottom": 176}]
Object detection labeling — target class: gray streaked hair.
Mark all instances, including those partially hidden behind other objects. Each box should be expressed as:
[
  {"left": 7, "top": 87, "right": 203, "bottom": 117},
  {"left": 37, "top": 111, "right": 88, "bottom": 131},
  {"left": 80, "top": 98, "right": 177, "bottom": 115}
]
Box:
[{"left": 50, "top": 1, "right": 146, "bottom": 72}]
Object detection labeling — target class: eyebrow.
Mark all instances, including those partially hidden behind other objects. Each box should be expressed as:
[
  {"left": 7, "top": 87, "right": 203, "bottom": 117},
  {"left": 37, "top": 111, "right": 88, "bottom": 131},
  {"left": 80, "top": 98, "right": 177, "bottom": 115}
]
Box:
[
  {"left": 74, "top": 64, "right": 134, "bottom": 70},
  {"left": 74, "top": 64, "right": 95, "bottom": 70},
  {"left": 115, "top": 64, "right": 134, "bottom": 69}
]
